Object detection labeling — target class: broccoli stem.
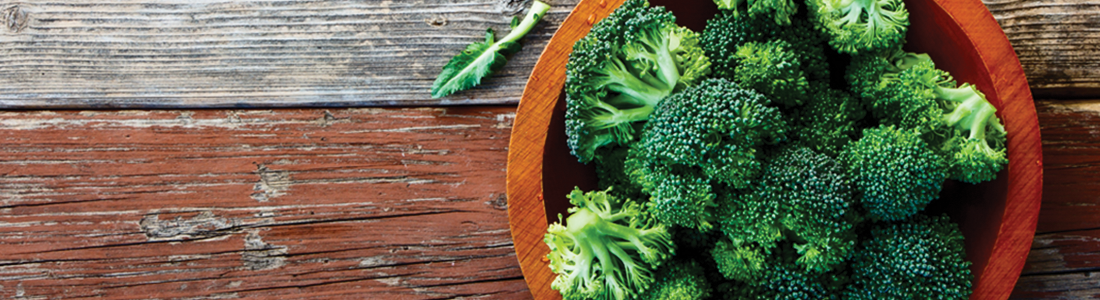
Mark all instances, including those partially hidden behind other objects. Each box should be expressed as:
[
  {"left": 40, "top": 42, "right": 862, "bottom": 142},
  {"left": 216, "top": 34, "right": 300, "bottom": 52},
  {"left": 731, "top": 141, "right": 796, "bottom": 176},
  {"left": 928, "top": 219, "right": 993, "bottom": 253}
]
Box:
[
  {"left": 937, "top": 84, "right": 998, "bottom": 141},
  {"left": 589, "top": 102, "right": 657, "bottom": 130},
  {"left": 496, "top": 1, "right": 551, "bottom": 47},
  {"left": 603, "top": 57, "right": 672, "bottom": 106}
]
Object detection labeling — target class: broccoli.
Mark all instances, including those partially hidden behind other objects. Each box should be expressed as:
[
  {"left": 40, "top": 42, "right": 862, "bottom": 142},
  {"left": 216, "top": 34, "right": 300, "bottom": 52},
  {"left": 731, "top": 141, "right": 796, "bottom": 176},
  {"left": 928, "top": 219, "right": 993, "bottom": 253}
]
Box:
[
  {"left": 564, "top": 0, "right": 711, "bottom": 163},
  {"left": 717, "top": 146, "right": 859, "bottom": 275},
  {"left": 594, "top": 145, "right": 647, "bottom": 201},
  {"left": 791, "top": 83, "right": 865, "bottom": 157},
  {"left": 638, "top": 258, "right": 713, "bottom": 300},
  {"left": 544, "top": 187, "right": 675, "bottom": 300},
  {"left": 840, "top": 125, "right": 948, "bottom": 221},
  {"left": 711, "top": 236, "right": 770, "bottom": 282},
  {"left": 806, "top": 0, "right": 909, "bottom": 54},
  {"left": 731, "top": 39, "right": 810, "bottom": 107},
  {"left": 715, "top": 242, "right": 845, "bottom": 300},
  {"left": 850, "top": 52, "right": 1008, "bottom": 183},
  {"left": 845, "top": 214, "right": 973, "bottom": 300},
  {"left": 894, "top": 61, "right": 1008, "bottom": 183},
  {"left": 712, "top": 0, "right": 800, "bottom": 25},
  {"left": 703, "top": 12, "right": 831, "bottom": 86},
  {"left": 629, "top": 78, "right": 787, "bottom": 230}
]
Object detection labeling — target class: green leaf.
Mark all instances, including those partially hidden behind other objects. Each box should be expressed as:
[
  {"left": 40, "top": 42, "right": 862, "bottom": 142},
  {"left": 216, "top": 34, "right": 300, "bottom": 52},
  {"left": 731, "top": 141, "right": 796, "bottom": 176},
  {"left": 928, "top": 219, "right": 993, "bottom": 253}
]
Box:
[
  {"left": 430, "top": 0, "right": 552, "bottom": 98},
  {"left": 431, "top": 29, "right": 509, "bottom": 99}
]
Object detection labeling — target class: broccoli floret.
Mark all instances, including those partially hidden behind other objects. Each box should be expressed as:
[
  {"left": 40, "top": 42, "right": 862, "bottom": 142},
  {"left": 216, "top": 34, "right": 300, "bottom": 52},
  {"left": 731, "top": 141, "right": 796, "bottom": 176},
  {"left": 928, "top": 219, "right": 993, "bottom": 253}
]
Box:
[
  {"left": 629, "top": 78, "right": 787, "bottom": 230},
  {"left": 846, "top": 49, "right": 931, "bottom": 115},
  {"left": 807, "top": 0, "right": 909, "bottom": 54},
  {"left": 845, "top": 214, "right": 973, "bottom": 300},
  {"left": 852, "top": 54, "right": 1008, "bottom": 183},
  {"left": 638, "top": 258, "right": 713, "bottom": 300},
  {"left": 564, "top": 0, "right": 711, "bottom": 163},
  {"left": 713, "top": 0, "right": 800, "bottom": 25},
  {"left": 544, "top": 187, "right": 675, "bottom": 300},
  {"left": 897, "top": 61, "right": 1008, "bottom": 183},
  {"left": 711, "top": 237, "right": 771, "bottom": 282},
  {"left": 715, "top": 242, "right": 845, "bottom": 300},
  {"left": 791, "top": 84, "right": 865, "bottom": 157},
  {"left": 705, "top": 12, "right": 831, "bottom": 80},
  {"left": 718, "top": 146, "right": 859, "bottom": 274},
  {"left": 731, "top": 39, "right": 810, "bottom": 107},
  {"left": 702, "top": 12, "right": 783, "bottom": 81},
  {"left": 595, "top": 146, "right": 647, "bottom": 201},
  {"left": 840, "top": 125, "right": 948, "bottom": 221}
]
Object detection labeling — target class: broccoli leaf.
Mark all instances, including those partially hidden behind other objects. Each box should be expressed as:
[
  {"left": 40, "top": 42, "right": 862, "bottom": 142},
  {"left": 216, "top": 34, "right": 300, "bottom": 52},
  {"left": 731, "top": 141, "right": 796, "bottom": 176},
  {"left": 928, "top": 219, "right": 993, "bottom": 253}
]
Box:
[{"left": 430, "top": 0, "right": 551, "bottom": 98}]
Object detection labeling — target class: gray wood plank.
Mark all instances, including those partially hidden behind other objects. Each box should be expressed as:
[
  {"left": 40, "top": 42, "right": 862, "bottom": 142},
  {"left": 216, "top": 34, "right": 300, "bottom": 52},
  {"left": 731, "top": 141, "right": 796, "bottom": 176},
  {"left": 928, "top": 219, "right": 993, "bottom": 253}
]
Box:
[{"left": 0, "top": 0, "right": 579, "bottom": 108}]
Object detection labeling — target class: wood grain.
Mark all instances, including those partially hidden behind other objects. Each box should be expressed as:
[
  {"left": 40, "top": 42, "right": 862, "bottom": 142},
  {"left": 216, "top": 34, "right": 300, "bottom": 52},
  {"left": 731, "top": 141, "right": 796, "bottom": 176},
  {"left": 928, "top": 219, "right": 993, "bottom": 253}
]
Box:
[
  {"left": 0, "top": 107, "right": 526, "bottom": 299},
  {"left": 0, "top": 0, "right": 581, "bottom": 108},
  {"left": 1009, "top": 99, "right": 1100, "bottom": 299},
  {"left": 0, "top": 0, "right": 1096, "bottom": 108},
  {"left": 983, "top": 0, "right": 1100, "bottom": 97}
]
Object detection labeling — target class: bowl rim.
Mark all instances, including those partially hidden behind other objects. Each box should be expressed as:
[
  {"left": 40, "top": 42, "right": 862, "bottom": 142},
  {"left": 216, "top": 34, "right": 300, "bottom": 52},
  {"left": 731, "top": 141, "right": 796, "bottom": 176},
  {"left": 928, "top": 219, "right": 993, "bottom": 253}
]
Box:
[{"left": 506, "top": 1, "right": 1043, "bottom": 299}]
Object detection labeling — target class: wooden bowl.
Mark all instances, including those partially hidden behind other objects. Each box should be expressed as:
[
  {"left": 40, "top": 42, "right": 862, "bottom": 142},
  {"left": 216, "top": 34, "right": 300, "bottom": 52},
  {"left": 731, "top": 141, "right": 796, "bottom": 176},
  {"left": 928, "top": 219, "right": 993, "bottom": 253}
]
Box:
[{"left": 506, "top": 0, "right": 1043, "bottom": 299}]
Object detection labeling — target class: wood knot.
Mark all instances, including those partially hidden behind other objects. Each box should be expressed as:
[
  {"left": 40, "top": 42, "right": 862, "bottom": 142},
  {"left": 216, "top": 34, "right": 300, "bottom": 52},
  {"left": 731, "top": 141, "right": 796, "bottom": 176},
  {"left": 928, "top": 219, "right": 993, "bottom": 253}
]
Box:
[{"left": 3, "top": 5, "right": 28, "bottom": 33}]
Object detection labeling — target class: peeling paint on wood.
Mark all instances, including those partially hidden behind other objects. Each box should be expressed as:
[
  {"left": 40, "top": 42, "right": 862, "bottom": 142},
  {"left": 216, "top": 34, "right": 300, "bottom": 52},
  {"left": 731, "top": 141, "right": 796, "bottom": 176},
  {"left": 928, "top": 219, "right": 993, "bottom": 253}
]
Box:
[{"left": 0, "top": 107, "right": 528, "bottom": 299}]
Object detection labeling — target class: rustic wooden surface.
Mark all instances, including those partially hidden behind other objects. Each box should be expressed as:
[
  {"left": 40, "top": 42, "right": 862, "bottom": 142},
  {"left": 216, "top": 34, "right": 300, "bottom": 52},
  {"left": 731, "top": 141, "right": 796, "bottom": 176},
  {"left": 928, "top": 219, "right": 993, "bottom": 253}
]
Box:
[
  {"left": 0, "top": 0, "right": 1094, "bottom": 108},
  {"left": 2, "top": 103, "right": 1098, "bottom": 299},
  {"left": 0, "top": 107, "right": 530, "bottom": 298}
]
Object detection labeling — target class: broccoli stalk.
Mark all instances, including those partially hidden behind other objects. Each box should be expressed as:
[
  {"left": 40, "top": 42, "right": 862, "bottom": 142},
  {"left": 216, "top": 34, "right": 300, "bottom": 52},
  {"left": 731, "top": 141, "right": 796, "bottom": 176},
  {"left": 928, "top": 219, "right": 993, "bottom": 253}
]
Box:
[
  {"left": 936, "top": 83, "right": 1008, "bottom": 183},
  {"left": 544, "top": 188, "right": 674, "bottom": 300},
  {"left": 565, "top": 0, "right": 711, "bottom": 163}
]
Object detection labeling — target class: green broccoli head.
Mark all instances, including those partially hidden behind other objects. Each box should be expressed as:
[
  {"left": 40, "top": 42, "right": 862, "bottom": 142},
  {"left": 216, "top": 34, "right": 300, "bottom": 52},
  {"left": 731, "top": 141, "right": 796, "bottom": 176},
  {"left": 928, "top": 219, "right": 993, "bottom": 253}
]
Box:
[
  {"left": 732, "top": 39, "right": 810, "bottom": 107},
  {"left": 702, "top": 11, "right": 783, "bottom": 81},
  {"left": 807, "top": 0, "right": 909, "bottom": 54},
  {"left": 930, "top": 82, "right": 1008, "bottom": 183},
  {"left": 595, "top": 145, "right": 648, "bottom": 201},
  {"left": 638, "top": 258, "right": 713, "bottom": 300},
  {"left": 792, "top": 84, "right": 865, "bottom": 157},
  {"left": 840, "top": 125, "right": 948, "bottom": 221},
  {"left": 630, "top": 78, "right": 787, "bottom": 230},
  {"left": 846, "top": 49, "right": 932, "bottom": 113},
  {"left": 564, "top": 0, "right": 711, "bottom": 163},
  {"left": 715, "top": 241, "right": 845, "bottom": 300},
  {"left": 719, "top": 146, "right": 859, "bottom": 274},
  {"left": 703, "top": 12, "right": 831, "bottom": 87},
  {"left": 853, "top": 55, "right": 1009, "bottom": 183},
  {"left": 713, "top": 0, "right": 800, "bottom": 25},
  {"left": 544, "top": 187, "right": 675, "bottom": 300},
  {"left": 711, "top": 237, "right": 771, "bottom": 282},
  {"left": 845, "top": 214, "right": 973, "bottom": 300}
]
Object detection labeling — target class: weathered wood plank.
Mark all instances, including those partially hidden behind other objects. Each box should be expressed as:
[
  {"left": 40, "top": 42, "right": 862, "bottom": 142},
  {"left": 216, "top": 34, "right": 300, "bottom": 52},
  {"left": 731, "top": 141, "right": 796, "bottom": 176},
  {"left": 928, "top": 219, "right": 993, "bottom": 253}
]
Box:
[
  {"left": 1028, "top": 100, "right": 1100, "bottom": 233},
  {"left": 0, "top": 107, "right": 528, "bottom": 299},
  {"left": 984, "top": 0, "right": 1100, "bottom": 97},
  {"left": 2, "top": 0, "right": 1095, "bottom": 107},
  {"left": 1008, "top": 99, "right": 1100, "bottom": 299},
  {"left": 0, "top": 0, "right": 580, "bottom": 108}
]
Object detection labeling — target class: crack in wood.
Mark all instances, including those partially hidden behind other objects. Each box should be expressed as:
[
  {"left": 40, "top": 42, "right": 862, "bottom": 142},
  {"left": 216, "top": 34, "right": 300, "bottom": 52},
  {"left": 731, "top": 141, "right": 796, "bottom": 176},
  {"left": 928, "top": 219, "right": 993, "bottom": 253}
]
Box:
[
  {"left": 242, "top": 231, "right": 287, "bottom": 271},
  {"left": 139, "top": 211, "right": 240, "bottom": 241}
]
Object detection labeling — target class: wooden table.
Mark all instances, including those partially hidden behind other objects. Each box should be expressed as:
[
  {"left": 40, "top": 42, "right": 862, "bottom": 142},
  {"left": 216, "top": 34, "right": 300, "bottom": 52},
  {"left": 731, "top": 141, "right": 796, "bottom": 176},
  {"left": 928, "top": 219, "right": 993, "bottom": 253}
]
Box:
[{"left": 0, "top": 0, "right": 1095, "bottom": 298}]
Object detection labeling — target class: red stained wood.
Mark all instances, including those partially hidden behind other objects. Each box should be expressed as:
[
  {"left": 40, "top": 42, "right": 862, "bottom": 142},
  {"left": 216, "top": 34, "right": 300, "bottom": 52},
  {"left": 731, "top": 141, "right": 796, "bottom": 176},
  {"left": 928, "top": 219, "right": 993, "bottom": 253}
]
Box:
[{"left": 0, "top": 107, "right": 526, "bottom": 299}]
